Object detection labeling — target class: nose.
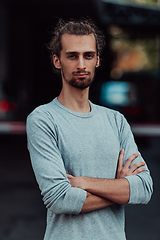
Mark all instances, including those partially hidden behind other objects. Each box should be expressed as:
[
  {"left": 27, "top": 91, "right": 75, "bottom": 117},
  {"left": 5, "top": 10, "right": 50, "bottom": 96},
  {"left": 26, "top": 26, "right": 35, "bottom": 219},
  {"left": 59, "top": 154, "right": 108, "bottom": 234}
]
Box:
[{"left": 77, "top": 56, "right": 86, "bottom": 70}]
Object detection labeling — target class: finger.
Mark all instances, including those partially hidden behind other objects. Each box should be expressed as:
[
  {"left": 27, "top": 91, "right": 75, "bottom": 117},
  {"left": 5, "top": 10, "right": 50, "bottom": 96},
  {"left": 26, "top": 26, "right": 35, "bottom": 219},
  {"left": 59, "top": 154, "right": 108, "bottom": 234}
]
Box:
[
  {"left": 132, "top": 167, "right": 146, "bottom": 175},
  {"left": 67, "top": 174, "right": 74, "bottom": 179},
  {"left": 124, "top": 153, "right": 139, "bottom": 169},
  {"left": 117, "top": 149, "right": 124, "bottom": 171},
  {"left": 129, "top": 161, "right": 145, "bottom": 173}
]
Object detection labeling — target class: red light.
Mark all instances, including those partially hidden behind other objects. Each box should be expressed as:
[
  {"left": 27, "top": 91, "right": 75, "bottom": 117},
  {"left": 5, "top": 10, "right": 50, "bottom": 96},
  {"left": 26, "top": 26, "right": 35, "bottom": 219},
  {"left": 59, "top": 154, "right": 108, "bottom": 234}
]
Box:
[
  {"left": 0, "top": 100, "right": 9, "bottom": 113},
  {"left": 0, "top": 100, "right": 18, "bottom": 113}
]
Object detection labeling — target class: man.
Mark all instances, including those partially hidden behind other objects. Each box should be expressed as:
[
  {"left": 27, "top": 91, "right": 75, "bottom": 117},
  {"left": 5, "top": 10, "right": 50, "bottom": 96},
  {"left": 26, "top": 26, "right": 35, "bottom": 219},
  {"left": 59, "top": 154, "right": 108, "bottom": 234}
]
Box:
[{"left": 26, "top": 19, "right": 153, "bottom": 240}]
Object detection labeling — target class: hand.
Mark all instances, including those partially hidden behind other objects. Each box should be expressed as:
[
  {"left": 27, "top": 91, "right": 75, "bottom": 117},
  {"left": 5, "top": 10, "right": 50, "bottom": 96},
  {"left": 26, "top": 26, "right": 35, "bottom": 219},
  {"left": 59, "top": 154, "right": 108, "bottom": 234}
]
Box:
[
  {"left": 67, "top": 174, "right": 84, "bottom": 189},
  {"left": 67, "top": 174, "right": 74, "bottom": 185},
  {"left": 116, "top": 149, "right": 146, "bottom": 179}
]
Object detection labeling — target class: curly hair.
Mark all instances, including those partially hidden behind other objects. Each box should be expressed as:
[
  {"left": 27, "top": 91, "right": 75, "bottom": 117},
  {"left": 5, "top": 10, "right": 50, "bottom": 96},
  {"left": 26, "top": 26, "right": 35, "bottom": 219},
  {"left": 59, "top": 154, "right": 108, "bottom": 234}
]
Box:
[{"left": 47, "top": 18, "right": 106, "bottom": 72}]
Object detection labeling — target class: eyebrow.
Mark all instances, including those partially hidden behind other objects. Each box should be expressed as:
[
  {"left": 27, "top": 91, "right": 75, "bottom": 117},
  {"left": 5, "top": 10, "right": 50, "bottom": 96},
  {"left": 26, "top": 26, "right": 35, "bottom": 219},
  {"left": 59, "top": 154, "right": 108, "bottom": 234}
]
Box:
[{"left": 66, "top": 51, "right": 96, "bottom": 55}]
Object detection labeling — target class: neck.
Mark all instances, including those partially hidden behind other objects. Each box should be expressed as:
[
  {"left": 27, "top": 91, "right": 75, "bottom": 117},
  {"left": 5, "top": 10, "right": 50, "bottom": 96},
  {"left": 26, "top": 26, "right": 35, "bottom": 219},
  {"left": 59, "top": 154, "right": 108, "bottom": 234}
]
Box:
[{"left": 58, "top": 85, "right": 90, "bottom": 113}]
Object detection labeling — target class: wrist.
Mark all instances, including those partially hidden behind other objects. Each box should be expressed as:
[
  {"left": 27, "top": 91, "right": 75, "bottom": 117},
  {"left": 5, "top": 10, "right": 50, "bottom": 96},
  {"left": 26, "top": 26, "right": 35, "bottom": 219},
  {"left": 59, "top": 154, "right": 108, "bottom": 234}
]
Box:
[
  {"left": 80, "top": 177, "right": 97, "bottom": 192},
  {"left": 78, "top": 176, "right": 87, "bottom": 190}
]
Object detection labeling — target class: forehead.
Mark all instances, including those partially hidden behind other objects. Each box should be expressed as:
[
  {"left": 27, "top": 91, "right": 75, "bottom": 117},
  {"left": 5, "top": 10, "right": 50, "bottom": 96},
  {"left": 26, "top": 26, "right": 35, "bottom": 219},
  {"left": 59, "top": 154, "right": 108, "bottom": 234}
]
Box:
[{"left": 61, "top": 33, "right": 97, "bottom": 53}]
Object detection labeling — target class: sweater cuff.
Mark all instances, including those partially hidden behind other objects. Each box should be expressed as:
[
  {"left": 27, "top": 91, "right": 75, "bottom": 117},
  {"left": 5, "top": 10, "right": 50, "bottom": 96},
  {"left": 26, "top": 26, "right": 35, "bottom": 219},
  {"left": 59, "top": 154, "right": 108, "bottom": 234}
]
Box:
[
  {"left": 66, "top": 187, "right": 87, "bottom": 214},
  {"left": 125, "top": 175, "right": 142, "bottom": 204}
]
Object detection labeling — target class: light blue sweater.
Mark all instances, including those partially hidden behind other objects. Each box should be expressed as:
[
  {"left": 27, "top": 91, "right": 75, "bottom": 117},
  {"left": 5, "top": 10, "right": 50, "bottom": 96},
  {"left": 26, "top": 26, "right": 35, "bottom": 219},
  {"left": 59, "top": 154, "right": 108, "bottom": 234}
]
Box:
[{"left": 26, "top": 97, "right": 153, "bottom": 240}]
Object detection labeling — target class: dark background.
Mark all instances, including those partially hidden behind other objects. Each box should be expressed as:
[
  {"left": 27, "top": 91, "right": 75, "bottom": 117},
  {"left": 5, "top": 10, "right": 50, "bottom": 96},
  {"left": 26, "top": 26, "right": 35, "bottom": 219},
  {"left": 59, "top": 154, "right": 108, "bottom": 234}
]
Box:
[{"left": 0, "top": 0, "right": 160, "bottom": 239}]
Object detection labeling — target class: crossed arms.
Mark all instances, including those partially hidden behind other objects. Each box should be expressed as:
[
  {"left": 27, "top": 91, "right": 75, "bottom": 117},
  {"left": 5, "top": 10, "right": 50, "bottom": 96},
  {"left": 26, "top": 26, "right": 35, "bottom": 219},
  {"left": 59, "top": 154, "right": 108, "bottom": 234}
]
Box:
[
  {"left": 27, "top": 111, "right": 153, "bottom": 215},
  {"left": 67, "top": 149, "right": 146, "bottom": 213}
]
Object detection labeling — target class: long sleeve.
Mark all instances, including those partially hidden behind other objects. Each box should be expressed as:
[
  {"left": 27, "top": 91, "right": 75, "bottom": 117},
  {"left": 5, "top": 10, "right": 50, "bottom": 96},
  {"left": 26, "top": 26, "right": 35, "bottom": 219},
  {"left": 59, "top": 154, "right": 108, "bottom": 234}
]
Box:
[
  {"left": 26, "top": 110, "right": 87, "bottom": 214},
  {"left": 116, "top": 112, "right": 153, "bottom": 204}
]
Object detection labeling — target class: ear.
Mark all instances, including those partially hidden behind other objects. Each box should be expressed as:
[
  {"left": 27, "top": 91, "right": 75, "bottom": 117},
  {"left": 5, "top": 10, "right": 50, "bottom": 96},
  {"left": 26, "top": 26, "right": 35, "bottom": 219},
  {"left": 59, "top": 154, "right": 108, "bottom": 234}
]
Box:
[
  {"left": 53, "top": 54, "right": 61, "bottom": 69},
  {"left": 96, "top": 54, "right": 100, "bottom": 68}
]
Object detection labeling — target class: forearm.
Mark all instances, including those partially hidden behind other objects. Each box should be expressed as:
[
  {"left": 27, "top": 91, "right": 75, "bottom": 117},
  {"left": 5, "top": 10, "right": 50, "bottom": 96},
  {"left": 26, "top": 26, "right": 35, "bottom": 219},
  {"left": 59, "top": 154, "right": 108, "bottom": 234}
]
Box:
[
  {"left": 73, "top": 177, "right": 130, "bottom": 205},
  {"left": 80, "top": 192, "right": 114, "bottom": 213},
  {"left": 67, "top": 152, "right": 147, "bottom": 207}
]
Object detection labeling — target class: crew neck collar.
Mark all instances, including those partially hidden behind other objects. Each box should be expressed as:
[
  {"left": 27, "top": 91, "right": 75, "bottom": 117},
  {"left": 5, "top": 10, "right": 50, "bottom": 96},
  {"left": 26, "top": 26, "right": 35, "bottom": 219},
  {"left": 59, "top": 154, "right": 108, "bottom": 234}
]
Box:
[{"left": 53, "top": 97, "right": 94, "bottom": 118}]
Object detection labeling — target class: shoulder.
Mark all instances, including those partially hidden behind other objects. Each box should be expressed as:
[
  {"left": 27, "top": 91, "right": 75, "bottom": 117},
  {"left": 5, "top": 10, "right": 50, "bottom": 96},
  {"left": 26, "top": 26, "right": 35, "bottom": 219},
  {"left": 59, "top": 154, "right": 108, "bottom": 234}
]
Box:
[
  {"left": 91, "top": 102, "right": 129, "bottom": 131},
  {"left": 91, "top": 102, "right": 124, "bottom": 121},
  {"left": 26, "top": 99, "right": 60, "bottom": 140},
  {"left": 28, "top": 98, "right": 58, "bottom": 118},
  {"left": 26, "top": 98, "right": 59, "bottom": 128}
]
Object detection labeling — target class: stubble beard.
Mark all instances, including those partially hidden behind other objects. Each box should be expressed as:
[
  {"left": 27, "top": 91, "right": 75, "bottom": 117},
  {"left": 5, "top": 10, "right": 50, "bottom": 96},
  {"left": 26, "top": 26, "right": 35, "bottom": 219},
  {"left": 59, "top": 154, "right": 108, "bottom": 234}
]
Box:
[{"left": 61, "top": 68, "right": 96, "bottom": 90}]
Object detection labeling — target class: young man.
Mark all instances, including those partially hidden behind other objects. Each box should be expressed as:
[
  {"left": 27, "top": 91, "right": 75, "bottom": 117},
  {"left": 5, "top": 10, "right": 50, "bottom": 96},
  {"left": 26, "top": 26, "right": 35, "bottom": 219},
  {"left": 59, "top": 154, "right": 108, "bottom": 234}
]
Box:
[{"left": 26, "top": 19, "right": 153, "bottom": 240}]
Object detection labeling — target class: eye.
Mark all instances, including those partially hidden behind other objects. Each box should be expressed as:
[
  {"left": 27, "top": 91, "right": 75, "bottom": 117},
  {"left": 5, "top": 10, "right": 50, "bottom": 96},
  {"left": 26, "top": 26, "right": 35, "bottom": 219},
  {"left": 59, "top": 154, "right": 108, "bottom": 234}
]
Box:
[
  {"left": 68, "top": 54, "right": 77, "bottom": 59},
  {"left": 85, "top": 53, "right": 94, "bottom": 59}
]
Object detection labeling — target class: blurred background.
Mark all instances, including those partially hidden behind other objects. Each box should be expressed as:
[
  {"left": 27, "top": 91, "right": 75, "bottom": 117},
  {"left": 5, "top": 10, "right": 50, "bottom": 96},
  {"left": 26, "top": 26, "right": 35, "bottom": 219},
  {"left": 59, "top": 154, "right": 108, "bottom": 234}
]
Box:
[{"left": 0, "top": 0, "right": 160, "bottom": 239}]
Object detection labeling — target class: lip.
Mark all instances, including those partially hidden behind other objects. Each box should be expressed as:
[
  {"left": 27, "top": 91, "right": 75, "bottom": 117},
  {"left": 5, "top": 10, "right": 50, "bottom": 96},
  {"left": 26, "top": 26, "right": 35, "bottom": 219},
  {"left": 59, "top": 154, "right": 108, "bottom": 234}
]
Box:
[{"left": 74, "top": 73, "right": 88, "bottom": 78}]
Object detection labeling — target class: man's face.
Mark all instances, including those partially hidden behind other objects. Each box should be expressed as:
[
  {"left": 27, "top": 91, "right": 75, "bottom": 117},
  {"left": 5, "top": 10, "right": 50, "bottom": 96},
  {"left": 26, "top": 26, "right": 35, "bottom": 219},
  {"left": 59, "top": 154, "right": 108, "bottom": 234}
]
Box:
[{"left": 53, "top": 33, "right": 99, "bottom": 90}]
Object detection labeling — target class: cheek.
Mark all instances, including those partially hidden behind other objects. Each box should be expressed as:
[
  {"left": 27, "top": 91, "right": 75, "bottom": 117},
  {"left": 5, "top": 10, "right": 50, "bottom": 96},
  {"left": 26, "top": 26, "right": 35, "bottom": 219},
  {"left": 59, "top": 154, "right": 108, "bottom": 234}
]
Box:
[
  {"left": 61, "top": 61, "right": 75, "bottom": 73},
  {"left": 89, "top": 59, "right": 98, "bottom": 69},
  {"left": 90, "top": 62, "right": 98, "bottom": 73}
]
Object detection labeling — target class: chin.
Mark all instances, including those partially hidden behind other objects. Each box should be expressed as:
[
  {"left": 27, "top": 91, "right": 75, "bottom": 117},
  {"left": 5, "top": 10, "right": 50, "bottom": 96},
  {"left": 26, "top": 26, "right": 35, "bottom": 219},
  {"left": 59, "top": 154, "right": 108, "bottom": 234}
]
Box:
[{"left": 69, "top": 77, "right": 93, "bottom": 89}]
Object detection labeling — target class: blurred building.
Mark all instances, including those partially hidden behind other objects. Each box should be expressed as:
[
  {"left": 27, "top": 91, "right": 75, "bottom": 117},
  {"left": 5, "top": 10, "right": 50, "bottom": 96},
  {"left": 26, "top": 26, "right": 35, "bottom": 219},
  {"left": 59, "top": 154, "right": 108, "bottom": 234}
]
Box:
[{"left": 0, "top": 0, "right": 160, "bottom": 134}]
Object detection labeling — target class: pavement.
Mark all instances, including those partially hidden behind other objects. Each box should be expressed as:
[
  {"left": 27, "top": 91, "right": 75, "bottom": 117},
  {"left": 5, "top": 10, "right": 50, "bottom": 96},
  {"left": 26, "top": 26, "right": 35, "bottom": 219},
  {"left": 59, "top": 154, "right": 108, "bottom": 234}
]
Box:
[{"left": 0, "top": 135, "right": 160, "bottom": 240}]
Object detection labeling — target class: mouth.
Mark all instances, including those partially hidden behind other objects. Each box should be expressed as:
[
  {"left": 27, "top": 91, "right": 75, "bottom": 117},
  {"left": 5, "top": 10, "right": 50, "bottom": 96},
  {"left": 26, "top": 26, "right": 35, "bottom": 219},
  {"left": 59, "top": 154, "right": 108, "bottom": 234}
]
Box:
[
  {"left": 75, "top": 74, "right": 88, "bottom": 78},
  {"left": 73, "top": 71, "right": 90, "bottom": 78}
]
